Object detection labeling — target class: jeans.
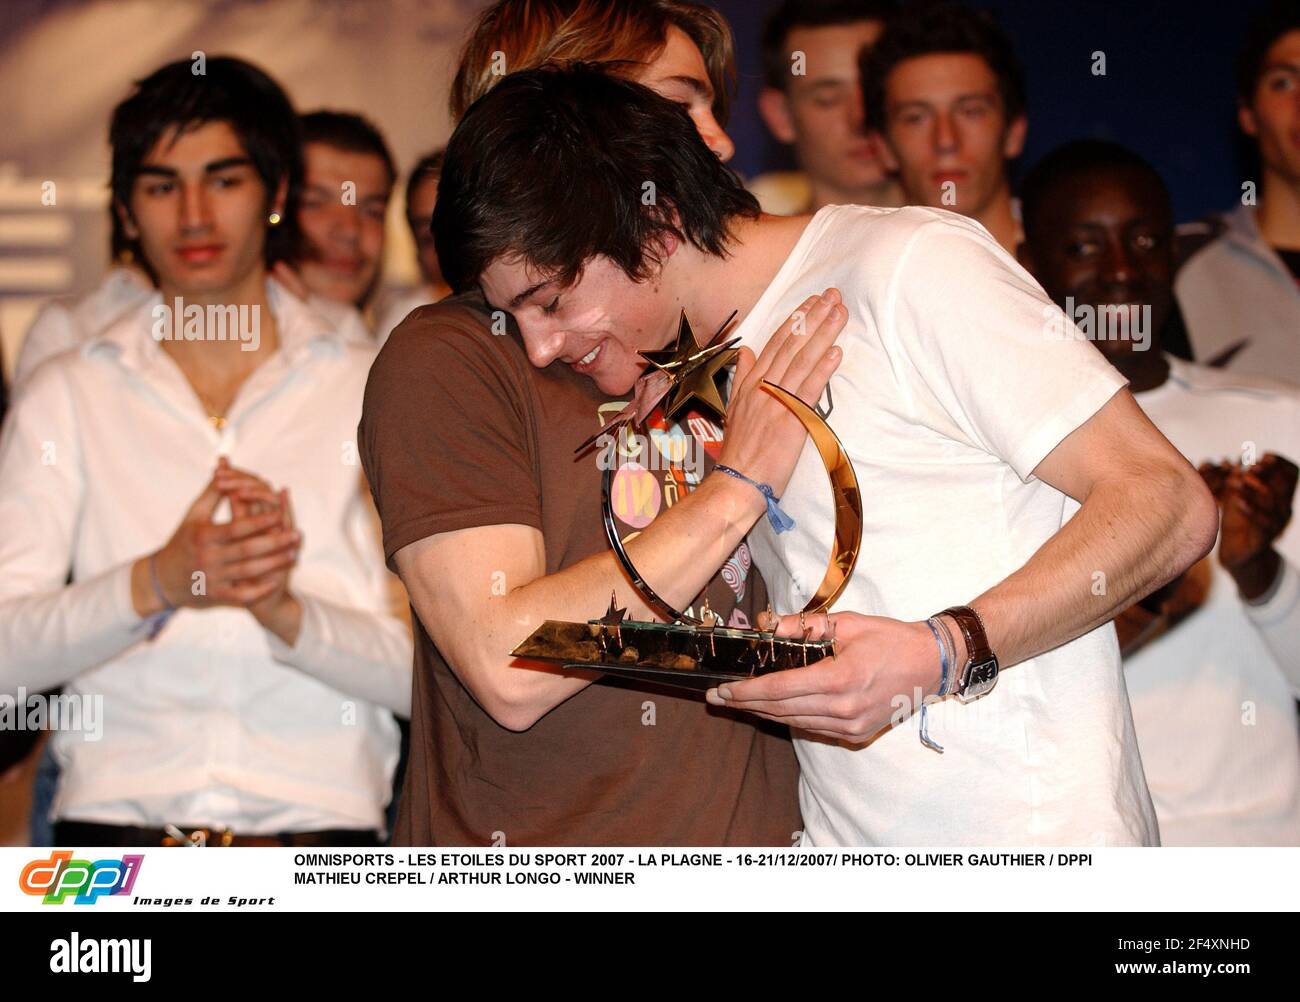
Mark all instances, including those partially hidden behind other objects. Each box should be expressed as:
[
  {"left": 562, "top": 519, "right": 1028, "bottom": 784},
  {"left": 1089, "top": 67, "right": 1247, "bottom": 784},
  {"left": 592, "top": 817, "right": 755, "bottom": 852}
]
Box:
[{"left": 29, "top": 741, "right": 59, "bottom": 847}]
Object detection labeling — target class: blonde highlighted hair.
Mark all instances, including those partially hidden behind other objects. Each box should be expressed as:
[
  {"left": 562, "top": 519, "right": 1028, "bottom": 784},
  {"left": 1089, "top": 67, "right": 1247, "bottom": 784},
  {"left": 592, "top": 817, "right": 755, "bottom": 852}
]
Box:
[{"left": 450, "top": 0, "right": 736, "bottom": 124}]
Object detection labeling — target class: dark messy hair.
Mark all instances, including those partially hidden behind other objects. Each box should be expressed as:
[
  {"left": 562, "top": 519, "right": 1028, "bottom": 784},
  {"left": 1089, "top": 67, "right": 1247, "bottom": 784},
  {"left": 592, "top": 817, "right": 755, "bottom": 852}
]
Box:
[
  {"left": 109, "top": 55, "right": 302, "bottom": 267},
  {"left": 1236, "top": 0, "right": 1300, "bottom": 103},
  {"left": 300, "top": 109, "right": 397, "bottom": 189},
  {"left": 433, "top": 62, "right": 760, "bottom": 294},
  {"left": 1020, "top": 140, "right": 1171, "bottom": 247},
  {"left": 761, "top": 0, "right": 899, "bottom": 91},
  {"left": 861, "top": 0, "right": 1026, "bottom": 132}
]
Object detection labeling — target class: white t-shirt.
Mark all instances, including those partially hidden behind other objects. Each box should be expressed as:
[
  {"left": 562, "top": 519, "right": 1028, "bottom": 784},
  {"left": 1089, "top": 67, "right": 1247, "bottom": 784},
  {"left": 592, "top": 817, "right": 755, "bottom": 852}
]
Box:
[
  {"left": 733, "top": 204, "right": 1157, "bottom": 846},
  {"left": 1127, "top": 356, "right": 1300, "bottom": 846}
]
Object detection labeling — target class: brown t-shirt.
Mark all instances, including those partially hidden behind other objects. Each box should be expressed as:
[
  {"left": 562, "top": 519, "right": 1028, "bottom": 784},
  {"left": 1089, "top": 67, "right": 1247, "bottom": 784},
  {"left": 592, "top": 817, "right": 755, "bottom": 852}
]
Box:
[{"left": 358, "top": 292, "right": 802, "bottom": 846}]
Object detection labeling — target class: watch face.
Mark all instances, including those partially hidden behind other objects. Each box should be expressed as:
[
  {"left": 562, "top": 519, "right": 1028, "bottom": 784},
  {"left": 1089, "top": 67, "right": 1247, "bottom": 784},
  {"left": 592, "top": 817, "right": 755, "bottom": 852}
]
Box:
[
  {"left": 959, "top": 658, "right": 999, "bottom": 701},
  {"left": 968, "top": 659, "right": 998, "bottom": 688}
]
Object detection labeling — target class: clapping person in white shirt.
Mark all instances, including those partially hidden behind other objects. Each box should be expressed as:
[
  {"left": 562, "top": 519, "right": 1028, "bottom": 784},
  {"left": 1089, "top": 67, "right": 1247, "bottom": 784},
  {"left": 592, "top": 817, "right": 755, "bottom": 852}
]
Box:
[
  {"left": 1019, "top": 139, "right": 1300, "bottom": 845},
  {"left": 0, "top": 56, "right": 411, "bottom": 847}
]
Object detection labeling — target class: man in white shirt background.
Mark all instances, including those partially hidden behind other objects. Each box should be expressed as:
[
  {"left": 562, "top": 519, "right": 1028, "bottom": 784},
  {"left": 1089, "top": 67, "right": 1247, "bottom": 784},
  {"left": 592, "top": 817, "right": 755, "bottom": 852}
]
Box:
[
  {"left": 859, "top": 0, "right": 1026, "bottom": 254},
  {"left": 1019, "top": 139, "right": 1300, "bottom": 845},
  {"left": 752, "top": 0, "right": 904, "bottom": 215},
  {"left": 0, "top": 56, "right": 411, "bottom": 847},
  {"left": 431, "top": 63, "right": 1219, "bottom": 845}
]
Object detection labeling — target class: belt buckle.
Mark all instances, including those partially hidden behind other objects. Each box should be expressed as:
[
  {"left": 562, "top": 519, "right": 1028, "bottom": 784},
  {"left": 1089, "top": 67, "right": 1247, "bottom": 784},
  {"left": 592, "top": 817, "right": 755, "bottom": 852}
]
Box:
[{"left": 162, "top": 824, "right": 235, "bottom": 847}]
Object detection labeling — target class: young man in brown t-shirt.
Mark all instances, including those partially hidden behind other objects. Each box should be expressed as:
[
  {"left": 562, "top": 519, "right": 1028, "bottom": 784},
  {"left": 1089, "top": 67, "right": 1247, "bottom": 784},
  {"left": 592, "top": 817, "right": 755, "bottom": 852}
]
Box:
[{"left": 358, "top": 287, "right": 844, "bottom": 845}]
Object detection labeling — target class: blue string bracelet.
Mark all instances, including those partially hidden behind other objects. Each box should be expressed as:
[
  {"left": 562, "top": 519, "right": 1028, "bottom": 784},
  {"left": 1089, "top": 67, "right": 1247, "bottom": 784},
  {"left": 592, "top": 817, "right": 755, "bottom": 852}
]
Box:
[
  {"left": 141, "top": 553, "right": 176, "bottom": 641},
  {"left": 714, "top": 464, "right": 796, "bottom": 534},
  {"left": 920, "top": 617, "right": 948, "bottom": 753}
]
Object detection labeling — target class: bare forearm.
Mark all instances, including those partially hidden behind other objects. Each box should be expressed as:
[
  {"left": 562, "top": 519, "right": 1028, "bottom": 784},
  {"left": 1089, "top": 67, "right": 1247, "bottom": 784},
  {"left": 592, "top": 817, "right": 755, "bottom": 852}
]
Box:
[
  {"left": 409, "top": 473, "right": 764, "bottom": 729},
  {"left": 514, "top": 473, "right": 761, "bottom": 624},
  {"left": 970, "top": 469, "right": 1216, "bottom": 669}
]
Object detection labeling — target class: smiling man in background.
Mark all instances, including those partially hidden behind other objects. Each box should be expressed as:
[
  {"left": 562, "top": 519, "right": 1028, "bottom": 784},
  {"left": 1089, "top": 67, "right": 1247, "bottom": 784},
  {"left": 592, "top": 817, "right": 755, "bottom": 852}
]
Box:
[
  {"left": 296, "top": 110, "right": 396, "bottom": 316},
  {"left": 1020, "top": 139, "right": 1300, "bottom": 846}
]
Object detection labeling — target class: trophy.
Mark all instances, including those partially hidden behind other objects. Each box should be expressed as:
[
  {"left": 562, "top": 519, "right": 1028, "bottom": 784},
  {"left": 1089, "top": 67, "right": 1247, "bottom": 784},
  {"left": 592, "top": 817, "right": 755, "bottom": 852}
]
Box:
[{"left": 510, "top": 311, "right": 862, "bottom": 691}]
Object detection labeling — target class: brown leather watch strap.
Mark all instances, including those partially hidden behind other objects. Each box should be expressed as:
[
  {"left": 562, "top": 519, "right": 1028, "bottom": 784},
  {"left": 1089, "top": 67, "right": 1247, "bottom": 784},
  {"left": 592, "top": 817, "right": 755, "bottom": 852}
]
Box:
[{"left": 939, "top": 605, "right": 993, "bottom": 663}]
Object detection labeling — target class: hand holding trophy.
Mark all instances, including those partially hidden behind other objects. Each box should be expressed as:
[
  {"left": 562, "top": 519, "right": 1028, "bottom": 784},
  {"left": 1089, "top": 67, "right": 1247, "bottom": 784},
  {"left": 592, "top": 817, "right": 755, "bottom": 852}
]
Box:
[{"left": 512, "top": 291, "right": 861, "bottom": 690}]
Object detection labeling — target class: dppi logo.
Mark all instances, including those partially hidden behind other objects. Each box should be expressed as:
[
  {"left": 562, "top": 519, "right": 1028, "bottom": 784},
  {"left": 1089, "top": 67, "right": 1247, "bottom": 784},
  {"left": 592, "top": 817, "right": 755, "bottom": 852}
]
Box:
[{"left": 19, "top": 851, "right": 143, "bottom": 905}]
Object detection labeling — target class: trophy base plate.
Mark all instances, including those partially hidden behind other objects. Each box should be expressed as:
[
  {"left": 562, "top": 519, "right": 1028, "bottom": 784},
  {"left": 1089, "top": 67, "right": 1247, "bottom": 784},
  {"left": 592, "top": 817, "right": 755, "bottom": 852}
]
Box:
[{"left": 511, "top": 618, "right": 834, "bottom": 692}]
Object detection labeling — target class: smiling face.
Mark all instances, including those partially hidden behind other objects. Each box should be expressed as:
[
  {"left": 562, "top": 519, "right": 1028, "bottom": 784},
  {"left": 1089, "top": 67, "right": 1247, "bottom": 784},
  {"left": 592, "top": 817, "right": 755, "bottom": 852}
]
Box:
[
  {"left": 119, "top": 119, "right": 276, "bottom": 300},
  {"left": 761, "top": 20, "right": 888, "bottom": 192},
  {"left": 635, "top": 25, "right": 735, "bottom": 163},
  {"left": 1241, "top": 29, "right": 1300, "bottom": 187},
  {"left": 876, "top": 52, "right": 1024, "bottom": 217},
  {"left": 1025, "top": 167, "right": 1175, "bottom": 363},
  {"left": 473, "top": 29, "right": 735, "bottom": 393},
  {"left": 297, "top": 141, "right": 392, "bottom": 305},
  {"left": 479, "top": 251, "right": 684, "bottom": 395}
]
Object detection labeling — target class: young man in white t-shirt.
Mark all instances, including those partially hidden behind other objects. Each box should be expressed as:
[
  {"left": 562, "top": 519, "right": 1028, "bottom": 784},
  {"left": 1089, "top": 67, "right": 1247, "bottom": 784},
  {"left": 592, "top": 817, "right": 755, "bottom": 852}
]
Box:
[
  {"left": 430, "top": 64, "right": 1219, "bottom": 845},
  {"left": 1020, "top": 139, "right": 1300, "bottom": 846}
]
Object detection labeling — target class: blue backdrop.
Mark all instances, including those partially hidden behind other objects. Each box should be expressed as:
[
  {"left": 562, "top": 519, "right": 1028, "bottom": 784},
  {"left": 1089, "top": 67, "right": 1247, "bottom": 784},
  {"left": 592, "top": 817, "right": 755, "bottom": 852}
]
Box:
[{"left": 714, "top": 0, "right": 1271, "bottom": 223}]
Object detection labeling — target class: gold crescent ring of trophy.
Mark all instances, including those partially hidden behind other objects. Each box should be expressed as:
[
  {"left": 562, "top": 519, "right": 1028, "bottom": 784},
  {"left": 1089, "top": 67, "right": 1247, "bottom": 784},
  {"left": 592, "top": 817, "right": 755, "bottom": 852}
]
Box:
[
  {"left": 757, "top": 381, "right": 863, "bottom": 614},
  {"left": 601, "top": 378, "right": 863, "bottom": 624}
]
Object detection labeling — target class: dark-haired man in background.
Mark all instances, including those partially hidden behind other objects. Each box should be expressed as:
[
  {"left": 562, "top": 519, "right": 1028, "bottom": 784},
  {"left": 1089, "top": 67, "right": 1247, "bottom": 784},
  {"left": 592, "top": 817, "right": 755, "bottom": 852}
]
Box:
[
  {"left": 429, "top": 63, "right": 1220, "bottom": 846},
  {"left": 753, "top": 0, "right": 903, "bottom": 214},
  {"left": 1176, "top": 0, "right": 1300, "bottom": 384},
  {"left": 0, "top": 56, "right": 410, "bottom": 847},
  {"left": 861, "top": 0, "right": 1026, "bottom": 252},
  {"left": 1020, "top": 139, "right": 1300, "bottom": 845}
]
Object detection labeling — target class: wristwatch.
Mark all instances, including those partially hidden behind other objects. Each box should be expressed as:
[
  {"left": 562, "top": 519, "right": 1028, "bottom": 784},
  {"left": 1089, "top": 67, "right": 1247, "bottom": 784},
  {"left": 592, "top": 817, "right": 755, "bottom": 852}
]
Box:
[{"left": 940, "top": 605, "right": 999, "bottom": 703}]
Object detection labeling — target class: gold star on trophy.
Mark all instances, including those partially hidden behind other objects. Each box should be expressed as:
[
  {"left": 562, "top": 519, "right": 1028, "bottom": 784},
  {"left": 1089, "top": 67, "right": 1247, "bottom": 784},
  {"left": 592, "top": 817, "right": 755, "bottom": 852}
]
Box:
[
  {"left": 571, "top": 308, "right": 739, "bottom": 456},
  {"left": 637, "top": 311, "right": 739, "bottom": 422}
]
